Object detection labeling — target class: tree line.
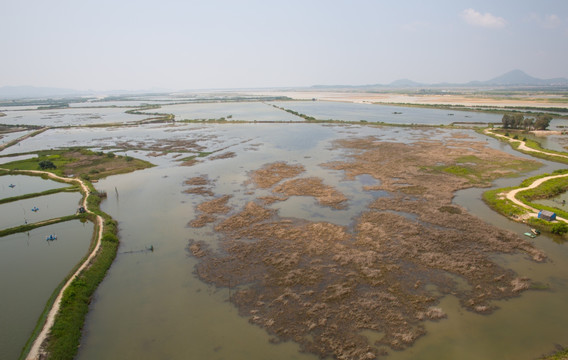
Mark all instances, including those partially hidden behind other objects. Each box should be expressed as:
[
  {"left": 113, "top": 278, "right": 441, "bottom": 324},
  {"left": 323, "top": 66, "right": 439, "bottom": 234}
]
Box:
[{"left": 501, "top": 113, "right": 553, "bottom": 130}]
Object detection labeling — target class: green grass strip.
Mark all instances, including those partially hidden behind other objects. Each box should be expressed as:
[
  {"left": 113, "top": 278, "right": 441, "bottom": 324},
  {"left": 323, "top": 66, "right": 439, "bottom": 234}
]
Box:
[
  {"left": 0, "top": 185, "right": 78, "bottom": 205},
  {"left": 0, "top": 215, "right": 82, "bottom": 238}
]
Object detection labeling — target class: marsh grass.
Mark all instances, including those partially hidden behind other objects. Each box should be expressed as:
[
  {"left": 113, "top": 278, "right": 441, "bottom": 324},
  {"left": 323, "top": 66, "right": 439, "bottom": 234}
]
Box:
[{"left": 1, "top": 148, "right": 153, "bottom": 179}]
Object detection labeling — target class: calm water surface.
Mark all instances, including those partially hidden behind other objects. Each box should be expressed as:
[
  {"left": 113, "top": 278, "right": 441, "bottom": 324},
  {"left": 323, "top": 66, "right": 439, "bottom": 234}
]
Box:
[
  {"left": 2, "top": 101, "right": 568, "bottom": 359},
  {"left": 270, "top": 101, "right": 503, "bottom": 125},
  {"left": 147, "top": 101, "right": 302, "bottom": 122},
  {"left": 0, "top": 220, "right": 93, "bottom": 360},
  {"left": 0, "top": 192, "right": 83, "bottom": 230},
  {"left": 0, "top": 175, "right": 68, "bottom": 200},
  {"left": 76, "top": 123, "right": 568, "bottom": 360}
]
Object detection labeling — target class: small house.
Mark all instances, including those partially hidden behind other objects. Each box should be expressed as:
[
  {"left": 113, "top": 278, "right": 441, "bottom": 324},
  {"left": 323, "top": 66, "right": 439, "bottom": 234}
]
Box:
[{"left": 538, "top": 210, "right": 556, "bottom": 221}]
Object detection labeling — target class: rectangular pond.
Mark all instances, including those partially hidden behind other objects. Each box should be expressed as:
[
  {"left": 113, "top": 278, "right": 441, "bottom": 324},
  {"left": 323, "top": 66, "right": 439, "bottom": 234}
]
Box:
[
  {"left": 0, "top": 220, "right": 93, "bottom": 360},
  {"left": 0, "top": 192, "right": 83, "bottom": 230},
  {"left": 0, "top": 174, "right": 69, "bottom": 200}
]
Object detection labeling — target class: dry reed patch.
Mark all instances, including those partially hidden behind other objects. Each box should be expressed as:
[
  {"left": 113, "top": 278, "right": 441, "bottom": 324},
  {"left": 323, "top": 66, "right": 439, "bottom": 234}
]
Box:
[
  {"left": 185, "top": 176, "right": 209, "bottom": 186},
  {"left": 210, "top": 151, "right": 236, "bottom": 160},
  {"left": 197, "top": 195, "right": 232, "bottom": 214},
  {"left": 188, "top": 214, "right": 217, "bottom": 228},
  {"left": 189, "top": 134, "right": 546, "bottom": 360},
  {"left": 189, "top": 195, "right": 233, "bottom": 228},
  {"left": 273, "top": 177, "right": 348, "bottom": 209},
  {"left": 183, "top": 176, "right": 214, "bottom": 196},
  {"left": 114, "top": 138, "right": 209, "bottom": 153},
  {"left": 249, "top": 162, "right": 305, "bottom": 188}
]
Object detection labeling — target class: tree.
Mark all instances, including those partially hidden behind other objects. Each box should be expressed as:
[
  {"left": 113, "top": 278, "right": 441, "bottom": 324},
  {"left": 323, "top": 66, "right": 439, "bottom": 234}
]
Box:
[
  {"left": 38, "top": 160, "right": 56, "bottom": 170},
  {"left": 534, "top": 115, "right": 552, "bottom": 130},
  {"left": 501, "top": 114, "right": 512, "bottom": 128}
]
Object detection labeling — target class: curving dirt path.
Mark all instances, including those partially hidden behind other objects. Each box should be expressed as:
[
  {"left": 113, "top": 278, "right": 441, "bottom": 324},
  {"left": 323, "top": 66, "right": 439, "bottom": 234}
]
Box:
[
  {"left": 0, "top": 169, "right": 104, "bottom": 360},
  {"left": 505, "top": 173, "right": 568, "bottom": 222},
  {"left": 484, "top": 129, "right": 568, "bottom": 161}
]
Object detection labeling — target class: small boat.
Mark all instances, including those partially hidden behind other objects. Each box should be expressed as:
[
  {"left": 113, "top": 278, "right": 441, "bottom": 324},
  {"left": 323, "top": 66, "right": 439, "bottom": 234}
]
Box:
[
  {"left": 46, "top": 234, "right": 57, "bottom": 241},
  {"left": 530, "top": 228, "right": 541, "bottom": 236},
  {"left": 524, "top": 232, "right": 536, "bottom": 238},
  {"left": 9, "top": 184, "right": 16, "bottom": 188}
]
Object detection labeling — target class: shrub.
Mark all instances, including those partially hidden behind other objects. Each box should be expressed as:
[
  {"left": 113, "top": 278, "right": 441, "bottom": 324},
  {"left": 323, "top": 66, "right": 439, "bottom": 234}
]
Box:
[
  {"left": 551, "top": 222, "right": 568, "bottom": 235},
  {"left": 39, "top": 160, "right": 57, "bottom": 170}
]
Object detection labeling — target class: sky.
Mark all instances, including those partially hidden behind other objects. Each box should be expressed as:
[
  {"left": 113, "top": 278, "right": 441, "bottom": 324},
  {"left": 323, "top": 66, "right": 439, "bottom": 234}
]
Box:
[{"left": 1, "top": 0, "right": 567, "bottom": 91}]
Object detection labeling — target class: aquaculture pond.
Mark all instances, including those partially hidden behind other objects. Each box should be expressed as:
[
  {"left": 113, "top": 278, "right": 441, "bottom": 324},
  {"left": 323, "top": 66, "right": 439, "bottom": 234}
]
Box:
[
  {"left": 0, "top": 220, "right": 93, "bottom": 360},
  {"left": 146, "top": 101, "right": 303, "bottom": 122},
  {"left": 2, "top": 99, "right": 568, "bottom": 360},
  {"left": 0, "top": 174, "right": 68, "bottom": 200},
  {"left": 0, "top": 192, "right": 83, "bottom": 230},
  {"left": 0, "top": 107, "right": 147, "bottom": 127},
  {"left": 270, "top": 101, "right": 503, "bottom": 125}
]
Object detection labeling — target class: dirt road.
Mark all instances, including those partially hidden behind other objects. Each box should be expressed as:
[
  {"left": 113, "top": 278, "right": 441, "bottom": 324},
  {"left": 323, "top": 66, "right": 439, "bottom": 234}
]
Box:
[{"left": 505, "top": 173, "right": 568, "bottom": 222}]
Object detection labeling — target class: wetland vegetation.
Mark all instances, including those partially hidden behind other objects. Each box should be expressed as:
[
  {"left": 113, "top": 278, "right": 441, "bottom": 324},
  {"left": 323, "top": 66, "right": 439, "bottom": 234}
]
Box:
[
  {"left": 188, "top": 135, "right": 546, "bottom": 359},
  {"left": 2, "top": 92, "right": 568, "bottom": 359}
]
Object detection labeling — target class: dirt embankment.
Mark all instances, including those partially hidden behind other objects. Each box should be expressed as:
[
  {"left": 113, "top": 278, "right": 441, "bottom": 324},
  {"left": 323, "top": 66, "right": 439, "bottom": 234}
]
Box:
[{"left": 187, "top": 135, "right": 545, "bottom": 360}]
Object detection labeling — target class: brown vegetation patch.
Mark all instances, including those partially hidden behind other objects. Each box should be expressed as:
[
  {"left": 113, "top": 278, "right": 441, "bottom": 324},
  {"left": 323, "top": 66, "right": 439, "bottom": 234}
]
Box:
[
  {"left": 210, "top": 151, "right": 236, "bottom": 160},
  {"left": 188, "top": 214, "right": 217, "bottom": 228},
  {"left": 189, "top": 135, "right": 546, "bottom": 359},
  {"left": 114, "top": 138, "right": 209, "bottom": 153},
  {"left": 183, "top": 176, "right": 214, "bottom": 196},
  {"left": 273, "top": 177, "right": 348, "bottom": 209},
  {"left": 197, "top": 195, "right": 232, "bottom": 214},
  {"left": 258, "top": 195, "right": 289, "bottom": 205},
  {"left": 249, "top": 162, "right": 305, "bottom": 188},
  {"left": 183, "top": 186, "right": 214, "bottom": 196},
  {"left": 185, "top": 176, "right": 209, "bottom": 186},
  {"left": 180, "top": 158, "right": 199, "bottom": 167},
  {"left": 189, "top": 195, "right": 233, "bottom": 228}
]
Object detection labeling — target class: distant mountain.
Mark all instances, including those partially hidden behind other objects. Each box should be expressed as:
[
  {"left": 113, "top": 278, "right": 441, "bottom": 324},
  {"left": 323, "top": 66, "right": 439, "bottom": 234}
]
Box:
[
  {"left": 388, "top": 78, "right": 422, "bottom": 87},
  {"left": 472, "top": 69, "right": 568, "bottom": 86},
  {"left": 310, "top": 70, "right": 568, "bottom": 89},
  {"left": 0, "top": 86, "right": 86, "bottom": 99}
]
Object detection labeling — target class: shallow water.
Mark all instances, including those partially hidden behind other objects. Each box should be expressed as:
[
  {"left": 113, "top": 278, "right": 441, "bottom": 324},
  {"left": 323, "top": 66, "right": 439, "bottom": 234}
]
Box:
[
  {"left": 147, "top": 101, "right": 303, "bottom": 122},
  {"left": 270, "top": 101, "right": 503, "bottom": 125},
  {"left": 2, "top": 100, "right": 568, "bottom": 359},
  {"left": 0, "top": 107, "right": 147, "bottom": 127},
  {"left": 0, "top": 220, "right": 93, "bottom": 360},
  {"left": 0, "top": 192, "right": 83, "bottom": 230},
  {"left": 0, "top": 174, "right": 68, "bottom": 200},
  {"left": 76, "top": 123, "right": 568, "bottom": 360}
]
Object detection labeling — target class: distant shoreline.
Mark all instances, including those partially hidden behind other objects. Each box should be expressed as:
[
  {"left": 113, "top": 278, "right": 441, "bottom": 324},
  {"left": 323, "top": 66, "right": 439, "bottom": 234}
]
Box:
[{"left": 248, "top": 90, "right": 568, "bottom": 110}]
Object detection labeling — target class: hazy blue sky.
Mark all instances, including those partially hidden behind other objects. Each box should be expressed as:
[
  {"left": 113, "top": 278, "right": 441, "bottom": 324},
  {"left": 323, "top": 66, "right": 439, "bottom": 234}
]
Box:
[{"left": 1, "top": 0, "right": 567, "bottom": 91}]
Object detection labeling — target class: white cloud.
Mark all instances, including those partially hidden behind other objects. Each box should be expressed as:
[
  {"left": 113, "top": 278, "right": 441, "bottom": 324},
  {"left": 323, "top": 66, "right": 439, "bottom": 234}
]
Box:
[
  {"left": 461, "top": 8, "right": 506, "bottom": 29},
  {"left": 528, "top": 13, "right": 561, "bottom": 28}
]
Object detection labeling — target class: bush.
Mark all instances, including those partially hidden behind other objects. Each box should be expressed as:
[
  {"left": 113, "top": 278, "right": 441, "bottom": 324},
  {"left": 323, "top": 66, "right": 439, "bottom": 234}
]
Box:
[
  {"left": 38, "top": 160, "right": 57, "bottom": 170},
  {"left": 551, "top": 222, "right": 568, "bottom": 235}
]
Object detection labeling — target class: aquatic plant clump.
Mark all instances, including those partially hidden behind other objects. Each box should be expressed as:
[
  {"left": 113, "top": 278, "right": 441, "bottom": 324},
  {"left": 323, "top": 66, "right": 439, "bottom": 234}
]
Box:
[{"left": 188, "top": 137, "right": 545, "bottom": 359}]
